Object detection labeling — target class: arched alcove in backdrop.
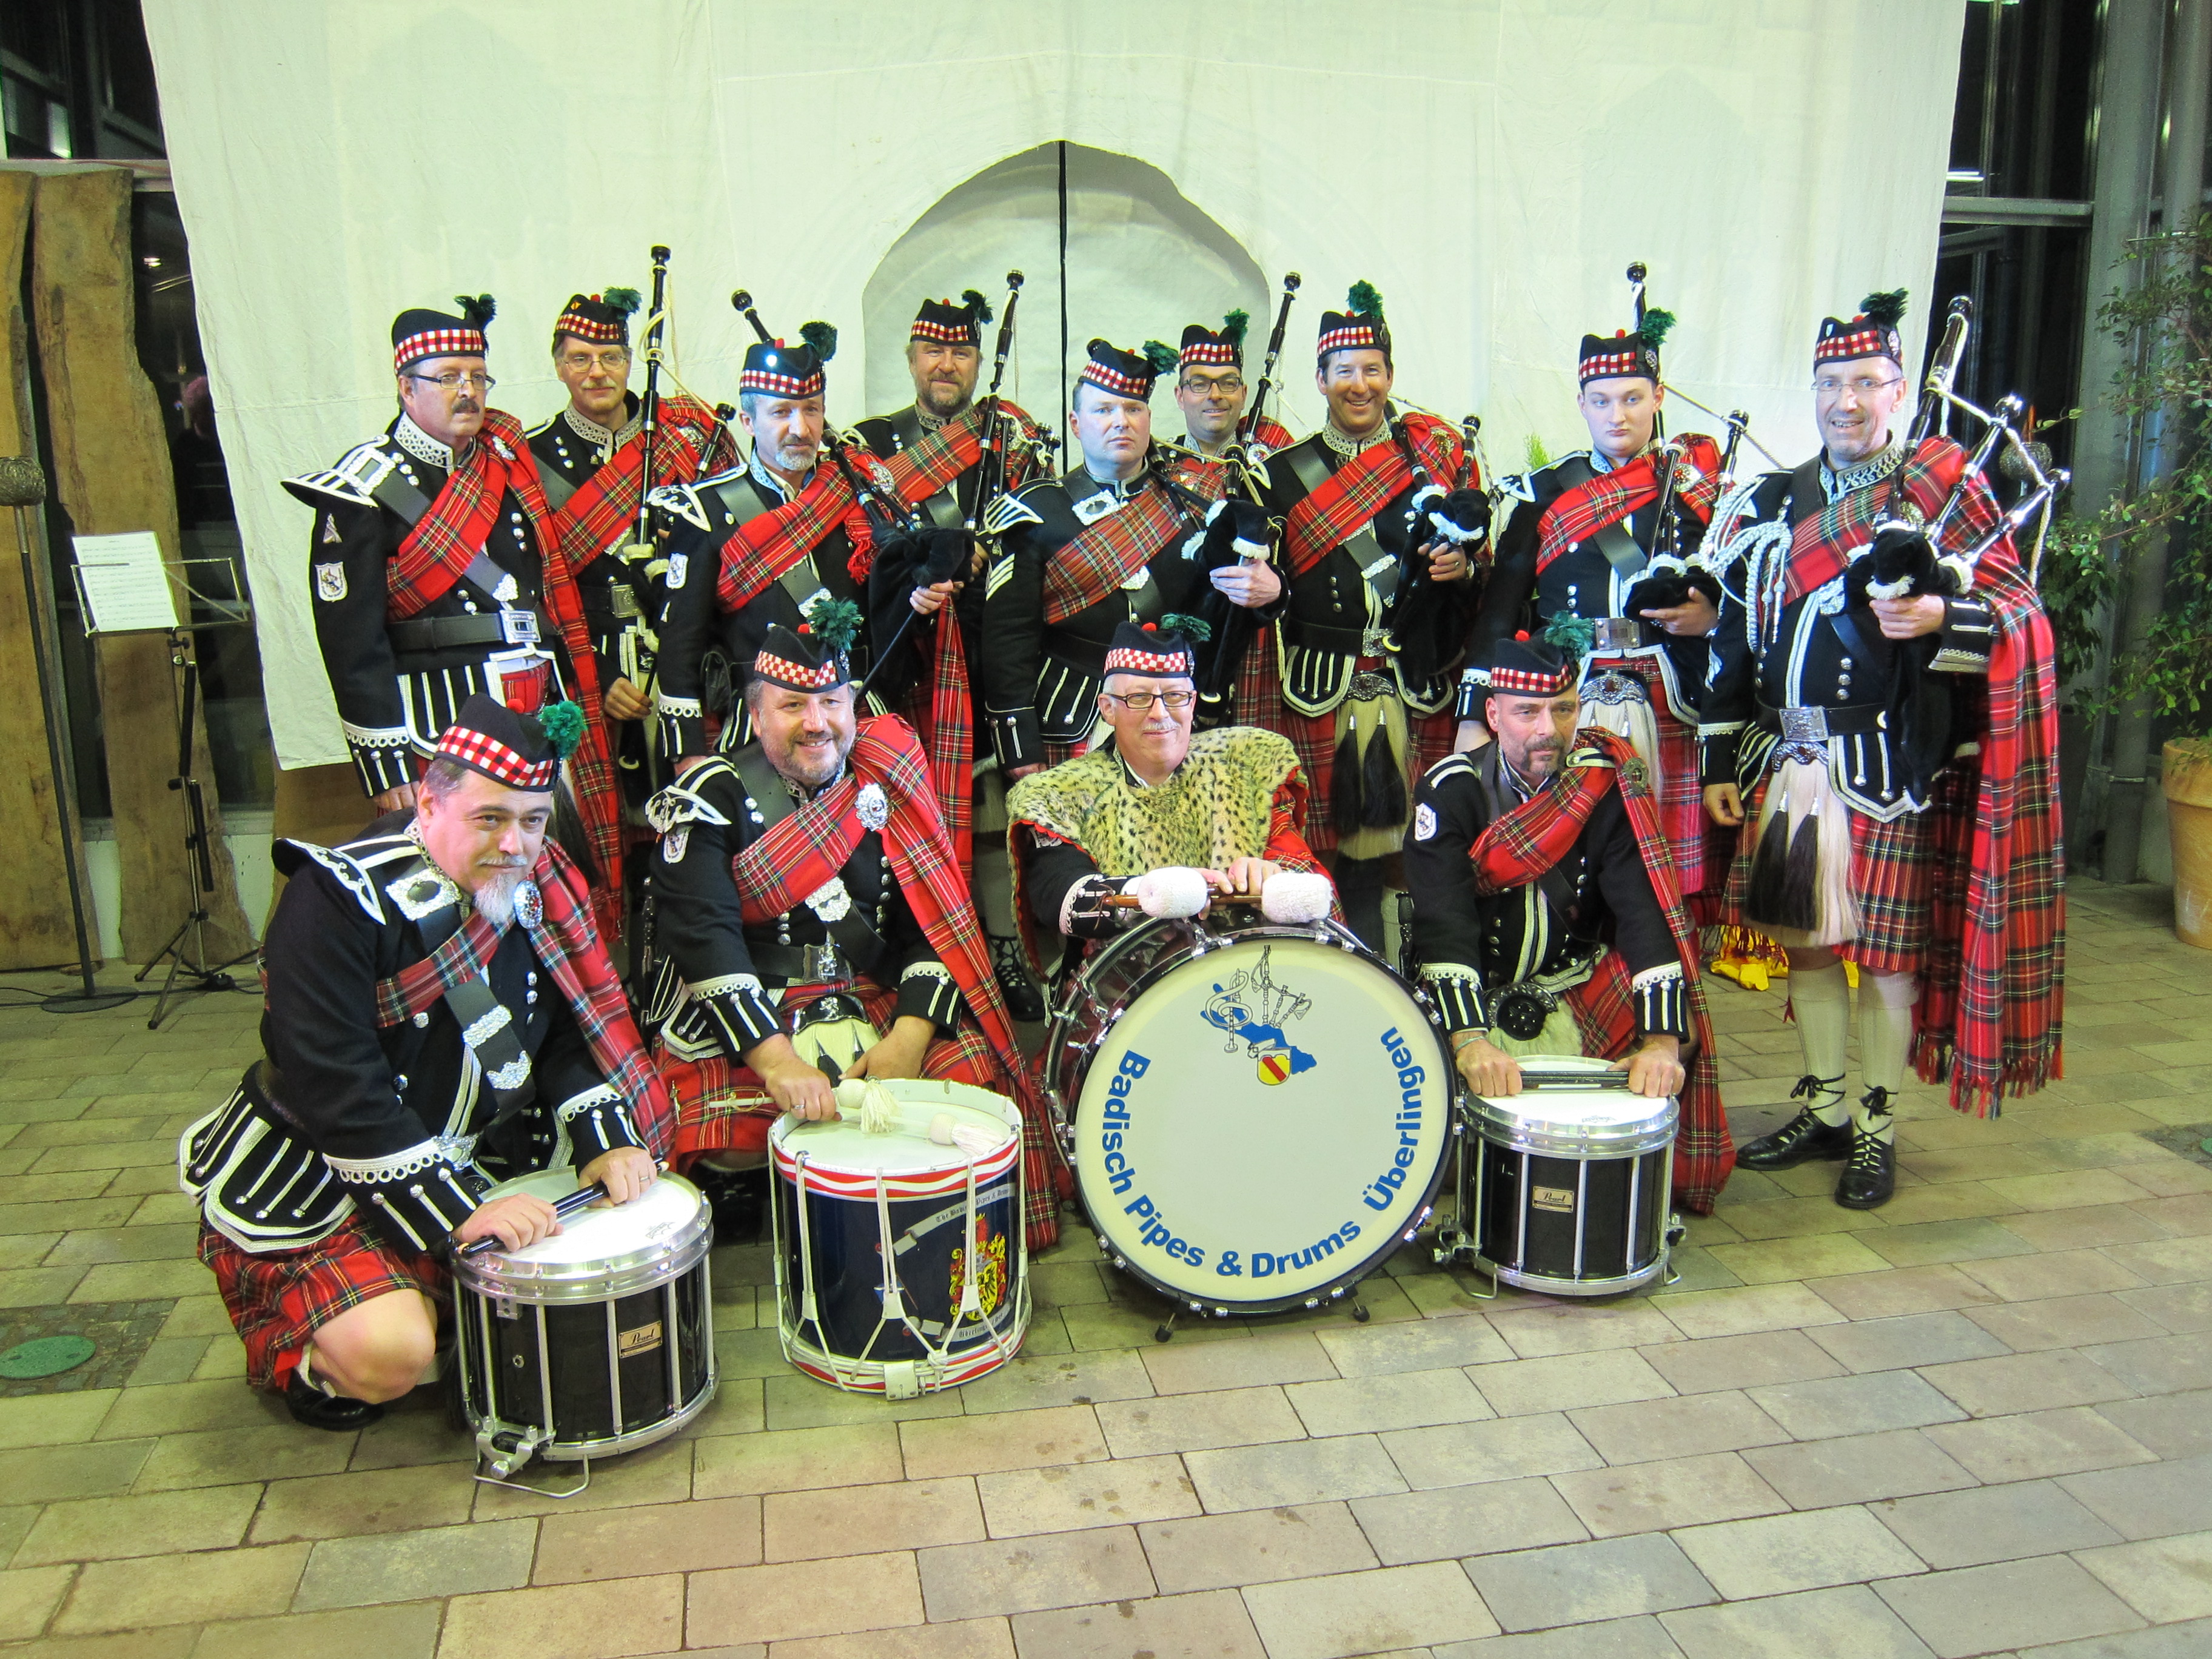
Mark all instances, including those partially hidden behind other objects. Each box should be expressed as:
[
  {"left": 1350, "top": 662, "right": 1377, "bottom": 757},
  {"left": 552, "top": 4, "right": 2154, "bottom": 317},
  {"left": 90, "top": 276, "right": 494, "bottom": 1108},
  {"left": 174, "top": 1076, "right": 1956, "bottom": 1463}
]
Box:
[{"left": 862, "top": 142, "right": 1278, "bottom": 442}]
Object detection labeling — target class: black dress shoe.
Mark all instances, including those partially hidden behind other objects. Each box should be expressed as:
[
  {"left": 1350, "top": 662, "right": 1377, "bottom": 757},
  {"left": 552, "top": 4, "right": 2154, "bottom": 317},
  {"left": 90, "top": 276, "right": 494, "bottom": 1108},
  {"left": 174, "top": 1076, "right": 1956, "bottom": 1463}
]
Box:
[
  {"left": 695, "top": 1165, "right": 771, "bottom": 1246},
  {"left": 1836, "top": 1090, "right": 1898, "bottom": 1209},
  {"left": 1735, "top": 1096, "right": 1852, "bottom": 1171},
  {"left": 283, "top": 1368, "right": 384, "bottom": 1431},
  {"left": 991, "top": 933, "right": 1046, "bottom": 1023}
]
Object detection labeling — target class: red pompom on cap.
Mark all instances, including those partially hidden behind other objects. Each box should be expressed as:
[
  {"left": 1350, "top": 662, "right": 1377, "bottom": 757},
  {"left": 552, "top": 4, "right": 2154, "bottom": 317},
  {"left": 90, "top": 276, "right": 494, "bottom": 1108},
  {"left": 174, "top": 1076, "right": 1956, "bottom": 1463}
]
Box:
[
  {"left": 1141, "top": 622, "right": 1157, "bottom": 631},
  {"left": 1514, "top": 629, "right": 1530, "bottom": 642}
]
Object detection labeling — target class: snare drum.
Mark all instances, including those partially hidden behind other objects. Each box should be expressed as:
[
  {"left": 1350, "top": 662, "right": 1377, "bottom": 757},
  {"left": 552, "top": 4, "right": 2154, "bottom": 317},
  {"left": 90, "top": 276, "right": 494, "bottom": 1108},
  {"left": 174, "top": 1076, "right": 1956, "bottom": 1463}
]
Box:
[
  {"left": 1047, "top": 918, "right": 1455, "bottom": 1317},
  {"left": 454, "top": 1170, "right": 716, "bottom": 1474},
  {"left": 1463, "top": 1056, "right": 1680, "bottom": 1296},
  {"left": 771, "top": 1078, "right": 1029, "bottom": 1398}
]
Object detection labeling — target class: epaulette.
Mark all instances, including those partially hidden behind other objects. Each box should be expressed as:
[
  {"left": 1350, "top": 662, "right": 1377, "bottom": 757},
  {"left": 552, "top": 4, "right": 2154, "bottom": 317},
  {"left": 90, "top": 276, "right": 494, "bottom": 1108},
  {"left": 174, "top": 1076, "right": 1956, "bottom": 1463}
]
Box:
[
  {"left": 982, "top": 488, "right": 1045, "bottom": 536},
  {"left": 270, "top": 839, "right": 384, "bottom": 921},
  {"left": 281, "top": 439, "right": 401, "bottom": 510},
  {"left": 1422, "top": 751, "right": 1479, "bottom": 787},
  {"left": 1496, "top": 471, "right": 1538, "bottom": 504},
  {"left": 646, "top": 480, "right": 712, "bottom": 532},
  {"left": 645, "top": 762, "right": 739, "bottom": 834}
]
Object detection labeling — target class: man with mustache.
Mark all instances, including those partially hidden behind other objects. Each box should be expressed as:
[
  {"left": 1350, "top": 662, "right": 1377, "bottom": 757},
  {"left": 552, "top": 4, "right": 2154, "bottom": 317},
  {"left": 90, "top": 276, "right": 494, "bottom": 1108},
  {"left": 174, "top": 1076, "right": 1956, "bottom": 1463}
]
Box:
[
  {"left": 1402, "top": 635, "right": 1733, "bottom": 1213},
  {"left": 1697, "top": 292, "right": 2064, "bottom": 1211},
  {"left": 181, "top": 697, "right": 667, "bottom": 1430},
  {"left": 528, "top": 290, "right": 738, "bottom": 813},
  {"left": 1464, "top": 312, "right": 1731, "bottom": 927},
  {"left": 1006, "top": 618, "right": 1330, "bottom": 973},
  {"left": 982, "top": 338, "right": 1281, "bottom": 787},
  {"left": 641, "top": 603, "right": 1054, "bottom": 1246},
  {"left": 1252, "top": 283, "right": 1487, "bottom": 954},
  {"left": 286, "top": 299, "right": 609, "bottom": 845},
  {"left": 652, "top": 324, "right": 875, "bottom": 766},
  {"left": 856, "top": 290, "right": 1053, "bottom": 1020},
  {"left": 1170, "top": 312, "right": 1295, "bottom": 462}
]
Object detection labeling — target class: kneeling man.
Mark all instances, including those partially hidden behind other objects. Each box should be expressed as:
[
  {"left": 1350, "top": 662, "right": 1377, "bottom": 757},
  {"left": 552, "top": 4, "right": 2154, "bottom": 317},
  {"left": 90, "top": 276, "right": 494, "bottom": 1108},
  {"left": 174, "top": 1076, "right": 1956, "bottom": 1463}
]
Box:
[
  {"left": 1402, "top": 634, "right": 1732, "bottom": 1212},
  {"left": 182, "top": 697, "right": 669, "bottom": 1429},
  {"left": 641, "top": 602, "right": 1057, "bottom": 1245},
  {"left": 1007, "top": 618, "right": 1333, "bottom": 971}
]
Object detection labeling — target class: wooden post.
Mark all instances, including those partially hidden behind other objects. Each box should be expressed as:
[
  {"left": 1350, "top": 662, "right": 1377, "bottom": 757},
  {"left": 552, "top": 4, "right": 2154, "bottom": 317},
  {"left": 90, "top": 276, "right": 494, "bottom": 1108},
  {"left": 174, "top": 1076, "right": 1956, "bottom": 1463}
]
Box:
[
  {"left": 0, "top": 170, "right": 93, "bottom": 969},
  {"left": 29, "top": 167, "right": 252, "bottom": 966}
]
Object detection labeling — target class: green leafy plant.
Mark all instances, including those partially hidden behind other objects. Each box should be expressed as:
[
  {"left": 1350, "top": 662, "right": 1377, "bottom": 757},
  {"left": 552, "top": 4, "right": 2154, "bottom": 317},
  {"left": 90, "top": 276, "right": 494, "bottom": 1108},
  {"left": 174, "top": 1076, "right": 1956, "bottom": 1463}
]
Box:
[{"left": 2071, "top": 216, "right": 2212, "bottom": 728}]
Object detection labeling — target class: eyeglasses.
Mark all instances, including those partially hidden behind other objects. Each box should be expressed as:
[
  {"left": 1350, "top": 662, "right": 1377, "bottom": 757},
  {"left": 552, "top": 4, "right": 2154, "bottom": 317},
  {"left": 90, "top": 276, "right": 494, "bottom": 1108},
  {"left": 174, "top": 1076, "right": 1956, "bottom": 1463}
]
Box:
[
  {"left": 1181, "top": 377, "right": 1245, "bottom": 396},
  {"left": 1812, "top": 375, "right": 1903, "bottom": 398},
  {"left": 557, "top": 350, "right": 629, "bottom": 372},
  {"left": 1101, "top": 689, "right": 1195, "bottom": 712},
  {"left": 405, "top": 370, "right": 496, "bottom": 392}
]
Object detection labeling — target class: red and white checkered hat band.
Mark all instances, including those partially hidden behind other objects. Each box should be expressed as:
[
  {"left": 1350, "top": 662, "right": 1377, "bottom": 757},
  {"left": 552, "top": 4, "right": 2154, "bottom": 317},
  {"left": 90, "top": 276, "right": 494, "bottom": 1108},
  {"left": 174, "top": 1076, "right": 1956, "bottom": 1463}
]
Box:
[
  {"left": 435, "top": 725, "right": 556, "bottom": 790},
  {"left": 1103, "top": 646, "right": 1193, "bottom": 677},
  {"left": 1081, "top": 361, "right": 1151, "bottom": 398},
  {"left": 753, "top": 650, "right": 843, "bottom": 690},
  {"left": 1487, "top": 665, "right": 1576, "bottom": 696},
  {"left": 1180, "top": 339, "right": 1238, "bottom": 366},
  {"left": 1317, "top": 324, "right": 1383, "bottom": 358},
  {"left": 911, "top": 318, "right": 976, "bottom": 344},
  {"left": 1579, "top": 349, "right": 1648, "bottom": 381},
  {"left": 740, "top": 367, "right": 825, "bottom": 398},
  {"left": 394, "top": 327, "right": 487, "bottom": 374},
  {"left": 1816, "top": 326, "right": 1898, "bottom": 364},
  {"left": 555, "top": 312, "right": 625, "bottom": 345}
]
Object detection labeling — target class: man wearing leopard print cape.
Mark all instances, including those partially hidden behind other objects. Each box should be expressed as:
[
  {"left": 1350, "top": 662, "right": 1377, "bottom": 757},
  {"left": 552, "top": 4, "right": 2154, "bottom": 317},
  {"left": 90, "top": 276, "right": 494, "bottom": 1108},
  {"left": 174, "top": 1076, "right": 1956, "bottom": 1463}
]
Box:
[{"left": 1006, "top": 620, "right": 1332, "bottom": 977}]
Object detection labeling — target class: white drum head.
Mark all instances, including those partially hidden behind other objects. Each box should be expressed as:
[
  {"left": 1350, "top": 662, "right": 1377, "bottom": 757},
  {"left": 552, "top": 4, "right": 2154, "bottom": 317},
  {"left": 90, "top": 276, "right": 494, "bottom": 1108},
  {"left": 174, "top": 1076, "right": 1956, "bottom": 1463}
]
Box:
[
  {"left": 482, "top": 1168, "right": 702, "bottom": 1266},
  {"left": 1071, "top": 934, "right": 1452, "bottom": 1305},
  {"left": 771, "top": 1079, "right": 1018, "bottom": 1178}
]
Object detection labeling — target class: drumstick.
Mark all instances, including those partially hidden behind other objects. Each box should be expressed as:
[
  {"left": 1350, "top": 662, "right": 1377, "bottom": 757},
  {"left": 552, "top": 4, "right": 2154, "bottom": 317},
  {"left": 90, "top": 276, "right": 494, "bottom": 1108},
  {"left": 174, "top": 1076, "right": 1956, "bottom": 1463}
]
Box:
[
  {"left": 1099, "top": 889, "right": 1264, "bottom": 911},
  {"left": 456, "top": 1161, "right": 669, "bottom": 1259}
]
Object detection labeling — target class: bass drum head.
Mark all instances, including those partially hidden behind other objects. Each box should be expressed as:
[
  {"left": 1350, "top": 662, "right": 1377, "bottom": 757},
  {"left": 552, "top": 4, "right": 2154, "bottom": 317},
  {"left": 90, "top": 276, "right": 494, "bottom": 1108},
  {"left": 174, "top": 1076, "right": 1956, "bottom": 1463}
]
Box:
[{"left": 1071, "top": 933, "right": 1453, "bottom": 1312}]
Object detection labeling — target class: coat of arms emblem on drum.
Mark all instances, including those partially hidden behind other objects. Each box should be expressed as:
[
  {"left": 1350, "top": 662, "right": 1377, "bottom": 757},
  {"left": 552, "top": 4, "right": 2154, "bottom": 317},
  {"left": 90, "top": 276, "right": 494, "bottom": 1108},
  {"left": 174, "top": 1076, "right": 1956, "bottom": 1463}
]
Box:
[
  {"left": 1199, "top": 946, "right": 1318, "bottom": 1085},
  {"left": 949, "top": 1216, "right": 1007, "bottom": 1319}
]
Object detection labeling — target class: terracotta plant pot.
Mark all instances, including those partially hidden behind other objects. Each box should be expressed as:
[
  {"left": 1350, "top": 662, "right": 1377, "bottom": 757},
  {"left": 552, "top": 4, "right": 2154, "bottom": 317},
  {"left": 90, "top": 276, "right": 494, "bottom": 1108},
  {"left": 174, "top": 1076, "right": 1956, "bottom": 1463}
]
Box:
[{"left": 2162, "top": 737, "right": 2212, "bottom": 947}]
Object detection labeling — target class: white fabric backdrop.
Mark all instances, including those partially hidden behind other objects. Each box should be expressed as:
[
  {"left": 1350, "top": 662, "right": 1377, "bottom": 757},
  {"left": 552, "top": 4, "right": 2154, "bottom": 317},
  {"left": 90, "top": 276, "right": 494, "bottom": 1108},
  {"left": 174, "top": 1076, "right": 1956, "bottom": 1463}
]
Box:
[{"left": 141, "top": 1, "right": 1966, "bottom": 769}]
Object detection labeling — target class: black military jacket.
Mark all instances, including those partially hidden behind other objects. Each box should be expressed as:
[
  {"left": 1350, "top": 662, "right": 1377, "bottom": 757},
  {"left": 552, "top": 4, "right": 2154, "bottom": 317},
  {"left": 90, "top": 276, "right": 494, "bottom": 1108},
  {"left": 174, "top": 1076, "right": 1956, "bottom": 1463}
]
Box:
[
  {"left": 181, "top": 826, "right": 641, "bottom": 1257},
  {"left": 1403, "top": 745, "right": 1687, "bottom": 1040},
  {"left": 856, "top": 406, "right": 988, "bottom": 736},
  {"left": 526, "top": 395, "right": 657, "bottom": 692}
]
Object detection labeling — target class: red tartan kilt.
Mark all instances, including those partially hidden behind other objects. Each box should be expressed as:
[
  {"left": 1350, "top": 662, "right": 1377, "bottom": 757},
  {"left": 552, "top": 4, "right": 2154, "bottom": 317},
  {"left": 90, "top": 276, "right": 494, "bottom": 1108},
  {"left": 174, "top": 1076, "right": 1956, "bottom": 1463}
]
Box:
[
  {"left": 198, "top": 1216, "right": 446, "bottom": 1393},
  {"left": 1725, "top": 771, "right": 1934, "bottom": 975},
  {"left": 655, "top": 980, "right": 1005, "bottom": 1162}
]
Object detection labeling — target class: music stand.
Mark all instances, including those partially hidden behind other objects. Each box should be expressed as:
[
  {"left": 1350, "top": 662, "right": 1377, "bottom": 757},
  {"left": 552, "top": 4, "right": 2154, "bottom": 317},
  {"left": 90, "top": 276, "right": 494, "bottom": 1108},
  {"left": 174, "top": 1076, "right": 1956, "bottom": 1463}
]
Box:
[
  {"left": 0, "top": 457, "right": 132, "bottom": 1013},
  {"left": 66, "top": 538, "right": 257, "bottom": 1029}
]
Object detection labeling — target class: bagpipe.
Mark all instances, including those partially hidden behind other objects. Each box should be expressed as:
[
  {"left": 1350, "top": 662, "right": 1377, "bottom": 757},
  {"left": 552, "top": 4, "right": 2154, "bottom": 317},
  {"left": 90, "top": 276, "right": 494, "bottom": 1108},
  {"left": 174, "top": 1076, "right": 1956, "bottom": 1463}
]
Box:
[
  {"left": 1381, "top": 410, "right": 1492, "bottom": 688},
  {"left": 1232, "top": 271, "right": 1300, "bottom": 465}
]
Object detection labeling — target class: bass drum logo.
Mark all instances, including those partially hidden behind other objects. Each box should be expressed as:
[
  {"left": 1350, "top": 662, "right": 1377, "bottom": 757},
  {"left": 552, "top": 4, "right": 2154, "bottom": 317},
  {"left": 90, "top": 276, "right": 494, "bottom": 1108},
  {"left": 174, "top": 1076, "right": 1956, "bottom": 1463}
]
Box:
[{"left": 1199, "top": 945, "right": 1316, "bottom": 1086}]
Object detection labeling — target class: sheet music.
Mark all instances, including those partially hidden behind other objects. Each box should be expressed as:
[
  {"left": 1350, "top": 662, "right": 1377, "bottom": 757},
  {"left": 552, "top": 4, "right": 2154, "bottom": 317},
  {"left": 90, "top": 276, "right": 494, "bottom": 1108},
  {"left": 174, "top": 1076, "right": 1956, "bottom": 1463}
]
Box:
[{"left": 73, "top": 531, "right": 179, "bottom": 634}]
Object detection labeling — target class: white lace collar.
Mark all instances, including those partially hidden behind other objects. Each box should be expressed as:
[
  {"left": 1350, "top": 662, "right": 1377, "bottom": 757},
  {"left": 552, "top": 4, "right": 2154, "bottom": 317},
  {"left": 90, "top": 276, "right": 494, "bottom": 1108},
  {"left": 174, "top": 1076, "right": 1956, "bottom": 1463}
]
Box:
[{"left": 394, "top": 414, "right": 461, "bottom": 471}]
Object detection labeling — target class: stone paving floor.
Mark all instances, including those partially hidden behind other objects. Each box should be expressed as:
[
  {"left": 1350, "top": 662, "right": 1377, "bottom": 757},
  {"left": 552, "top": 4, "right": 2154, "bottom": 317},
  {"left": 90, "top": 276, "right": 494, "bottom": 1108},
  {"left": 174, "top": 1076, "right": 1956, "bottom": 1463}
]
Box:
[{"left": 0, "top": 877, "right": 2205, "bottom": 1656}]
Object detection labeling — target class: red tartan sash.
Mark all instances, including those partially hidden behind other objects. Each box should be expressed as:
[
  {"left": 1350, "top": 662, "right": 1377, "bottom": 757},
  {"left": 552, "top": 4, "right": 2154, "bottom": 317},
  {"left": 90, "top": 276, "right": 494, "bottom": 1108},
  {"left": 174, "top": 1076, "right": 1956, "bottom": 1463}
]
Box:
[
  {"left": 882, "top": 398, "right": 1041, "bottom": 506},
  {"left": 1536, "top": 433, "right": 1724, "bottom": 574},
  {"left": 371, "top": 837, "right": 674, "bottom": 1156},
  {"left": 386, "top": 411, "right": 548, "bottom": 620},
  {"left": 1784, "top": 438, "right": 1975, "bottom": 604},
  {"left": 724, "top": 716, "right": 1038, "bottom": 1110},
  {"left": 714, "top": 457, "right": 883, "bottom": 612},
  {"left": 1466, "top": 733, "right": 1623, "bottom": 896},
  {"left": 1280, "top": 413, "right": 1466, "bottom": 577},
  {"left": 1041, "top": 461, "right": 1224, "bottom": 624},
  {"left": 551, "top": 395, "right": 731, "bottom": 574}
]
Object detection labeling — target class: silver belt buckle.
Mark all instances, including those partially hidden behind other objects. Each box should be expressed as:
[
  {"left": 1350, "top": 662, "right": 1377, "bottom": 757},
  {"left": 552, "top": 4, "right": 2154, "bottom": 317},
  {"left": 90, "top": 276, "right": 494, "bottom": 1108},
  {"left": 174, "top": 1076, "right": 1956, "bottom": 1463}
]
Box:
[
  {"left": 498, "top": 609, "right": 541, "bottom": 646},
  {"left": 1780, "top": 706, "right": 1830, "bottom": 743},
  {"left": 1360, "top": 626, "right": 1392, "bottom": 657},
  {"left": 1348, "top": 670, "right": 1391, "bottom": 703},
  {"left": 800, "top": 944, "right": 849, "bottom": 986},
  {"left": 609, "top": 586, "right": 641, "bottom": 619},
  {"left": 1592, "top": 617, "right": 1640, "bottom": 652}
]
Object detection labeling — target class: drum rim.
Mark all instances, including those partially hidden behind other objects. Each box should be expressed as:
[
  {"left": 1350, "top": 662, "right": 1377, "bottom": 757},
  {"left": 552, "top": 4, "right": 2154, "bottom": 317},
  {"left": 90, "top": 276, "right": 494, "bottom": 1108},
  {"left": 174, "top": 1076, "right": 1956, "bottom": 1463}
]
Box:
[
  {"left": 1060, "top": 925, "right": 1458, "bottom": 1314},
  {"left": 455, "top": 1171, "right": 714, "bottom": 1299},
  {"left": 766, "top": 1081, "right": 1022, "bottom": 1190},
  {"left": 1470, "top": 1096, "right": 1680, "bottom": 1158}
]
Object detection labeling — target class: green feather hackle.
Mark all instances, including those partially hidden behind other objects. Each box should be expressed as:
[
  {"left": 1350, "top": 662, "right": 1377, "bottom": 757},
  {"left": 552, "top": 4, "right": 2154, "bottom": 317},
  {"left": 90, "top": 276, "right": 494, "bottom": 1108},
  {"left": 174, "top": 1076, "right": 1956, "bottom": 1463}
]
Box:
[
  {"left": 1159, "top": 612, "right": 1213, "bottom": 643},
  {"left": 802, "top": 595, "right": 863, "bottom": 655},
  {"left": 1639, "top": 307, "right": 1676, "bottom": 350},
  {"left": 602, "top": 286, "right": 642, "bottom": 316},
  {"left": 1542, "top": 612, "right": 1597, "bottom": 657},
  {"left": 1221, "top": 308, "right": 1250, "bottom": 347},
  {"left": 1860, "top": 289, "right": 1908, "bottom": 328},
  {"left": 456, "top": 293, "right": 495, "bottom": 327},
  {"left": 1141, "top": 340, "right": 1181, "bottom": 376},
  {"left": 536, "top": 701, "right": 585, "bottom": 761},
  {"left": 960, "top": 288, "right": 994, "bottom": 324},
  {"left": 799, "top": 320, "right": 839, "bottom": 362},
  {"left": 1347, "top": 280, "right": 1384, "bottom": 320}
]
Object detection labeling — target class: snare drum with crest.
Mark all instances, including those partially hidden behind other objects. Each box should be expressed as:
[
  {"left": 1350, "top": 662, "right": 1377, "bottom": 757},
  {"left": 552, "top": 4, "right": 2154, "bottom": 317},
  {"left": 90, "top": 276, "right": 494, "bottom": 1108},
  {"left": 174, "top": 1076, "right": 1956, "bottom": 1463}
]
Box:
[
  {"left": 1046, "top": 916, "right": 1455, "bottom": 1318},
  {"left": 454, "top": 1170, "right": 716, "bottom": 1477}
]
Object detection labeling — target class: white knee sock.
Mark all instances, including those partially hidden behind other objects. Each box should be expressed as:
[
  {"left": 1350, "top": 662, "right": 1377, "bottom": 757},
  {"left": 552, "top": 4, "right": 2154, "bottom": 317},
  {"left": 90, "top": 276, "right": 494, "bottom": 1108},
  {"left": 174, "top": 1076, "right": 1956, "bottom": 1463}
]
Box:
[
  {"left": 1788, "top": 959, "right": 1852, "bottom": 1126},
  {"left": 296, "top": 1343, "right": 335, "bottom": 1397},
  {"left": 1855, "top": 970, "right": 1917, "bottom": 1144}
]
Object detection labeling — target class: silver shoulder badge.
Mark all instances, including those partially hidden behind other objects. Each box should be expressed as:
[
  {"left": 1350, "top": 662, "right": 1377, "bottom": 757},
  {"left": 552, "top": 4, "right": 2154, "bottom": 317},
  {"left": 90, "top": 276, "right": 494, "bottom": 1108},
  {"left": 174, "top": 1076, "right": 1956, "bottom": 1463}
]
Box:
[
  {"left": 857, "top": 782, "right": 890, "bottom": 831},
  {"left": 315, "top": 561, "right": 347, "bottom": 602}
]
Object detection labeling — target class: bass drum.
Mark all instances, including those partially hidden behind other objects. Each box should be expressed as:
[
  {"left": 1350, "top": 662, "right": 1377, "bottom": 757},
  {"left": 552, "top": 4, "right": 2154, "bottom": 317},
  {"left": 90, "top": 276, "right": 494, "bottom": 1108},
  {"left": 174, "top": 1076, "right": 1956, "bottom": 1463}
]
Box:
[{"left": 1047, "top": 919, "right": 1455, "bottom": 1315}]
